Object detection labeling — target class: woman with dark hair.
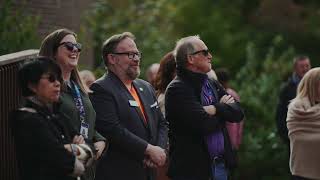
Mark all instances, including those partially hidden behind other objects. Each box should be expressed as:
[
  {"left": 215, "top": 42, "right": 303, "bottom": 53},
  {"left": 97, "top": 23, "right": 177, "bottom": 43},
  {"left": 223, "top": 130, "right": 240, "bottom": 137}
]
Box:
[
  {"left": 12, "top": 57, "right": 94, "bottom": 180},
  {"left": 153, "top": 52, "right": 176, "bottom": 180},
  {"left": 39, "top": 29, "right": 106, "bottom": 180},
  {"left": 154, "top": 52, "right": 176, "bottom": 116}
]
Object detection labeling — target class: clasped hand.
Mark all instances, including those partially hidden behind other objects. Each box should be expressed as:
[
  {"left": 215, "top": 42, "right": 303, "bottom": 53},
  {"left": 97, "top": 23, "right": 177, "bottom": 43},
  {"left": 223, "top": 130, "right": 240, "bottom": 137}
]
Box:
[{"left": 143, "top": 144, "right": 166, "bottom": 168}]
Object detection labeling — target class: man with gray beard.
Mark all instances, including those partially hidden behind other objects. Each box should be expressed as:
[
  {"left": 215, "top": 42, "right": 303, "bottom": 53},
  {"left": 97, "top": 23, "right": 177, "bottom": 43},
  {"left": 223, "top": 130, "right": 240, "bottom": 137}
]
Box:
[{"left": 90, "top": 32, "right": 168, "bottom": 180}]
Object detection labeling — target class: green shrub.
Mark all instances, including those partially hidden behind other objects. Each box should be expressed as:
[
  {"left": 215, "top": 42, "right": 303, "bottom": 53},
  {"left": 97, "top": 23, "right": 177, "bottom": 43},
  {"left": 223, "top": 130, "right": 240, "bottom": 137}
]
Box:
[
  {"left": 233, "top": 35, "right": 294, "bottom": 180},
  {"left": 0, "top": 0, "right": 40, "bottom": 55},
  {"left": 84, "top": 0, "right": 176, "bottom": 79}
]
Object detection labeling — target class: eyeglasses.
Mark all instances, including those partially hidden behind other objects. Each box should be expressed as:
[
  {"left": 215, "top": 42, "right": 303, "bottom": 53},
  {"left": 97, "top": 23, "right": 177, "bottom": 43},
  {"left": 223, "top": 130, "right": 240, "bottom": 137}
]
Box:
[
  {"left": 41, "top": 74, "right": 62, "bottom": 83},
  {"left": 112, "top": 51, "right": 142, "bottom": 60},
  {"left": 190, "top": 49, "right": 211, "bottom": 57},
  {"left": 59, "top": 42, "right": 82, "bottom": 52}
]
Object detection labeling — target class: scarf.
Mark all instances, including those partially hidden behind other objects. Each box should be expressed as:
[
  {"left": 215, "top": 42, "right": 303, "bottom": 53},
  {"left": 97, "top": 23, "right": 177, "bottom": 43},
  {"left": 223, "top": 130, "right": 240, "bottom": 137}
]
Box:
[{"left": 287, "top": 97, "right": 320, "bottom": 179}]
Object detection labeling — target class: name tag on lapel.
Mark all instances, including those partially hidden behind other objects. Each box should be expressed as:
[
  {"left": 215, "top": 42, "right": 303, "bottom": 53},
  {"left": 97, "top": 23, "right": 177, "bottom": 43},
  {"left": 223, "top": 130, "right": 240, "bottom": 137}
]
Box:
[
  {"left": 129, "top": 100, "right": 139, "bottom": 107},
  {"left": 150, "top": 101, "right": 158, "bottom": 108}
]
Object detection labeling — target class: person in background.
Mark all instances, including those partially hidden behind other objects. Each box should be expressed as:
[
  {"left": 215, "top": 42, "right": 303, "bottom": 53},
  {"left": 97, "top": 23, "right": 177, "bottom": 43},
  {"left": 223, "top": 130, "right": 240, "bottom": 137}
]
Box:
[
  {"left": 216, "top": 68, "right": 243, "bottom": 150},
  {"left": 154, "top": 52, "right": 176, "bottom": 116},
  {"left": 146, "top": 63, "right": 160, "bottom": 86},
  {"left": 287, "top": 67, "right": 320, "bottom": 180},
  {"left": 165, "top": 35, "right": 244, "bottom": 180},
  {"left": 276, "top": 55, "right": 311, "bottom": 179},
  {"left": 90, "top": 32, "right": 168, "bottom": 180},
  {"left": 39, "top": 28, "right": 106, "bottom": 180},
  {"left": 80, "top": 70, "right": 96, "bottom": 91},
  {"left": 276, "top": 55, "right": 311, "bottom": 146},
  {"left": 12, "top": 57, "right": 93, "bottom": 180},
  {"left": 153, "top": 51, "right": 176, "bottom": 180}
]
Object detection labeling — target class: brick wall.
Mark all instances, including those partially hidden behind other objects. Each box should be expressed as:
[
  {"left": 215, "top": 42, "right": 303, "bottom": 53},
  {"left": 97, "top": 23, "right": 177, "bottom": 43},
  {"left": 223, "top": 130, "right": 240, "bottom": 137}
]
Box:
[{"left": 11, "top": 0, "right": 95, "bottom": 68}]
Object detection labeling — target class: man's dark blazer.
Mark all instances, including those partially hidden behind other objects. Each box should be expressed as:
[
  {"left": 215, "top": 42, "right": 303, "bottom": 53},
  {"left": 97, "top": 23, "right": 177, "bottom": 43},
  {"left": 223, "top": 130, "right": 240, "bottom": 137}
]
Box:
[
  {"left": 276, "top": 75, "right": 298, "bottom": 145},
  {"left": 89, "top": 71, "right": 168, "bottom": 180}
]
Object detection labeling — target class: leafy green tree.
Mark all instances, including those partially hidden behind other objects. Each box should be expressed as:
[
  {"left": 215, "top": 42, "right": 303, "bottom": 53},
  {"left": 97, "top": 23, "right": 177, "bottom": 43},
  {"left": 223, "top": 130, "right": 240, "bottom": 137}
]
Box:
[
  {"left": 0, "top": 0, "right": 40, "bottom": 55},
  {"left": 171, "top": 0, "right": 262, "bottom": 73},
  {"left": 84, "top": 0, "right": 177, "bottom": 78},
  {"left": 233, "top": 35, "right": 294, "bottom": 180}
]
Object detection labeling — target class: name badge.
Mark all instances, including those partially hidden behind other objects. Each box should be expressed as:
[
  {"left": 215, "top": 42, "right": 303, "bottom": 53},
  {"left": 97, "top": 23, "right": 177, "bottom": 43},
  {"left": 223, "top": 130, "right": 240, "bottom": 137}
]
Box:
[
  {"left": 150, "top": 101, "right": 158, "bottom": 108},
  {"left": 80, "top": 122, "right": 89, "bottom": 139},
  {"left": 129, "top": 100, "right": 139, "bottom": 107}
]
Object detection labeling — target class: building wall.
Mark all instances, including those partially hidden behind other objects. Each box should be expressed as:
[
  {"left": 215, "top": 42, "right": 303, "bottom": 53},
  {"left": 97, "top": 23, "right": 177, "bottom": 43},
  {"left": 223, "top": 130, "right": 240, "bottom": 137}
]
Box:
[{"left": 12, "top": 0, "right": 95, "bottom": 68}]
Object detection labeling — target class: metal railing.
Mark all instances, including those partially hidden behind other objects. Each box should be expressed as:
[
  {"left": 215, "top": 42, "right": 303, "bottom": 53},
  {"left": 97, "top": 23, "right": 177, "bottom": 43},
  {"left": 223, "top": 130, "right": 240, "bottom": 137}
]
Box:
[{"left": 0, "top": 50, "right": 39, "bottom": 180}]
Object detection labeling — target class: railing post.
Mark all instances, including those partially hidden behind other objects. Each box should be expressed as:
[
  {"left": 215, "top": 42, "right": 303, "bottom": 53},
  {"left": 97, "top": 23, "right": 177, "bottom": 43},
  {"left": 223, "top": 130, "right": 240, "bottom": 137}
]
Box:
[{"left": 0, "top": 50, "right": 39, "bottom": 180}]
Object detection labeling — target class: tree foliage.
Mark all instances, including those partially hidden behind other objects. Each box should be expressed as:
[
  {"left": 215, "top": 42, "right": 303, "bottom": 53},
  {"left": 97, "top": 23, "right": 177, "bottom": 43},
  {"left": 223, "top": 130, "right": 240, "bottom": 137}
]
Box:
[
  {"left": 84, "top": 0, "right": 177, "bottom": 77},
  {"left": 0, "top": 0, "right": 40, "bottom": 55},
  {"left": 233, "top": 36, "right": 294, "bottom": 179}
]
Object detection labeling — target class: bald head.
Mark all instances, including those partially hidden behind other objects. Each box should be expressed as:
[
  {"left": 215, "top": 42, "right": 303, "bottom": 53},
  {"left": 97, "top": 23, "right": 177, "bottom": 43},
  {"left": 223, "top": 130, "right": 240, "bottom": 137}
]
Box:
[{"left": 146, "top": 63, "right": 160, "bottom": 83}]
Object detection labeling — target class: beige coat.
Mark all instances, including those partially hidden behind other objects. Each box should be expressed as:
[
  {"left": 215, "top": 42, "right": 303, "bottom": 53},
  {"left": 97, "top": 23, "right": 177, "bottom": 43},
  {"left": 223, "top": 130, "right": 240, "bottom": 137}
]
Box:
[{"left": 287, "top": 97, "right": 320, "bottom": 179}]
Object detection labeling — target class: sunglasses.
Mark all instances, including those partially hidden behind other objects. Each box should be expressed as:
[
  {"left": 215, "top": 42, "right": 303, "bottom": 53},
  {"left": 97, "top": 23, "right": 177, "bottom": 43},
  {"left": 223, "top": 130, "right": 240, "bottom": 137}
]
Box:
[
  {"left": 59, "top": 42, "right": 82, "bottom": 52},
  {"left": 190, "top": 49, "right": 211, "bottom": 56},
  {"left": 41, "top": 73, "right": 62, "bottom": 83}
]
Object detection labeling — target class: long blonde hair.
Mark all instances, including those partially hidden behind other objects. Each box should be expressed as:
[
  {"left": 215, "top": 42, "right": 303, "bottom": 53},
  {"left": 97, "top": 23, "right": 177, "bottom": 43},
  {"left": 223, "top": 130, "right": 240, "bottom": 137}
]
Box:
[
  {"left": 295, "top": 67, "right": 320, "bottom": 106},
  {"left": 39, "top": 28, "right": 87, "bottom": 94}
]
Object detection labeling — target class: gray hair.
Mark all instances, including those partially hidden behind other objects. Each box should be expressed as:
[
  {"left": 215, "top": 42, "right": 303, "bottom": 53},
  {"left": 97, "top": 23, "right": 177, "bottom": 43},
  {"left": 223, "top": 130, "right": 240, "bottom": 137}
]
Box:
[{"left": 173, "top": 35, "right": 200, "bottom": 69}]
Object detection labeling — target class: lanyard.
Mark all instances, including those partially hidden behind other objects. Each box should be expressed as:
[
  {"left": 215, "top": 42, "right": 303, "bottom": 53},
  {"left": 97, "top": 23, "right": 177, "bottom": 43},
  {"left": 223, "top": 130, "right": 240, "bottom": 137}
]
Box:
[{"left": 71, "top": 81, "right": 86, "bottom": 123}]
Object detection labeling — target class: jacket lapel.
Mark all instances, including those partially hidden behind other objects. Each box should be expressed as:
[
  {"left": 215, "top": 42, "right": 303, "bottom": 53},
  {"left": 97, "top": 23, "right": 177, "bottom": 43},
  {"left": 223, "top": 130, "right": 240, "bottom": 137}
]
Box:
[
  {"left": 107, "top": 72, "right": 149, "bottom": 129},
  {"left": 133, "top": 81, "right": 153, "bottom": 132}
]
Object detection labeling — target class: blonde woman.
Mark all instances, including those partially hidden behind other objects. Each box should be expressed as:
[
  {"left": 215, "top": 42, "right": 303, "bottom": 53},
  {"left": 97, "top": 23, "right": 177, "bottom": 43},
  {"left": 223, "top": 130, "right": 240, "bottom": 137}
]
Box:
[
  {"left": 287, "top": 67, "right": 320, "bottom": 180},
  {"left": 154, "top": 52, "right": 176, "bottom": 116}
]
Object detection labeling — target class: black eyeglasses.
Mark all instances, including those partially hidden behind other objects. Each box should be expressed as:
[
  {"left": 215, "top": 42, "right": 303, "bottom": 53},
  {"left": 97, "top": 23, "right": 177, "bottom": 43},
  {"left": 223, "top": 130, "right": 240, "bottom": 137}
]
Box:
[
  {"left": 59, "top": 42, "right": 82, "bottom": 52},
  {"left": 112, "top": 51, "right": 142, "bottom": 60},
  {"left": 41, "top": 73, "right": 62, "bottom": 83},
  {"left": 190, "top": 49, "right": 211, "bottom": 56}
]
